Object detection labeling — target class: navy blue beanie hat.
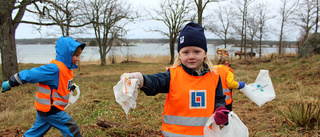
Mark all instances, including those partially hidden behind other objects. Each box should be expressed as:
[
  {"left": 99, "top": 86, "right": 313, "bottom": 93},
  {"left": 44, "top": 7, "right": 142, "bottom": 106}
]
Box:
[{"left": 178, "top": 22, "right": 207, "bottom": 52}]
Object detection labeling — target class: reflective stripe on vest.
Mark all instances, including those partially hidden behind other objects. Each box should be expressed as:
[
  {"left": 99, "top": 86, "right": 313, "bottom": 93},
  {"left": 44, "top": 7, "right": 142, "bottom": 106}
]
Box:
[
  {"left": 223, "top": 88, "right": 232, "bottom": 101},
  {"left": 53, "top": 92, "right": 70, "bottom": 100},
  {"left": 35, "top": 95, "right": 50, "bottom": 105},
  {"left": 38, "top": 86, "right": 51, "bottom": 94},
  {"left": 162, "top": 130, "right": 204, "bottom": 137},
  {"left": 161, "top": 66, "right": 219, "bottom": 136},
  {"left": 163, "top": 114, "right": 209, "bottom": 126},
  {"left": 53, "top": 100, "right": 68, "bottom": 106}
]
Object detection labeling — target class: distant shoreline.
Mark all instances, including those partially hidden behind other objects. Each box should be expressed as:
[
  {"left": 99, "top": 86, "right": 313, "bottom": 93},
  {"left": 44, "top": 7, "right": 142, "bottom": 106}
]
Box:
[{"left": 16, "top": 38, "right": 297, "bottom": 46}]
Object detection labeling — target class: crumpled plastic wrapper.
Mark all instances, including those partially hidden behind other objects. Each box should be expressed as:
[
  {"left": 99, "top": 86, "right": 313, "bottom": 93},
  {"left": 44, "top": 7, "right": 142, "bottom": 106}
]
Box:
[{"left": 113, "top": 73, "right": 139, "bottom": 115}]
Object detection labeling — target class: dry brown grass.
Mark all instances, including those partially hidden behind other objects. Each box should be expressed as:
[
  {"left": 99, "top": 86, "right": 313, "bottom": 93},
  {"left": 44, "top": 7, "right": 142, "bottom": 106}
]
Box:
[
  {"left": 0, "top": 54, "right": 319, "bottom": 136},
  {"left": 82, "top": 54, "right": 217, "bottom": 65},
  {"left": 80, "top": 55, "right": 172, "bottom": 65}
]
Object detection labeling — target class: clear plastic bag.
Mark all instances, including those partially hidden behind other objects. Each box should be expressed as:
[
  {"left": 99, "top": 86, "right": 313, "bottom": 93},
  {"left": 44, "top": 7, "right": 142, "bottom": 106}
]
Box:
[
  {"left": 113, "top": 74, "right": 139, "bottom": 115},
  {"left": 240, "top": 70, "right": 276, "bottom": 107},
  {"left": 204, "top": 111, "right": 249, "bottom": 137}
]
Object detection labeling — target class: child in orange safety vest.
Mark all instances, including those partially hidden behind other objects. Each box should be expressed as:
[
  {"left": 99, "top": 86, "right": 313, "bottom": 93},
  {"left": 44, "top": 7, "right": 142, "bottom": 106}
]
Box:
[
  {"left": 1, "top": 36, "right": 85, "bottom": 137},
  {"left": 123, "top": 22, "right": 230, "bottom": 137},
  {"left": 213, "top": 48, "right": 245, "bottom": 111}
]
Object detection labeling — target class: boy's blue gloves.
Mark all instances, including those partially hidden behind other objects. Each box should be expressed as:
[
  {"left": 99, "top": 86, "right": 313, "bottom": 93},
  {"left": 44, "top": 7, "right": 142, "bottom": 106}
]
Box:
[
  {"left": 2, "top": 81, "right": 11, "bottom": 93},
  {"left": 238, "top": 81, "right": 245, "bottom": 89}
]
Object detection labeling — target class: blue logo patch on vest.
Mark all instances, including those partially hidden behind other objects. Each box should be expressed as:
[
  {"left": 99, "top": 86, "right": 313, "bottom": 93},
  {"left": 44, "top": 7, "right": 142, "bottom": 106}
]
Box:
[
  {"left": 67, "top": 79, "right": 73, "bottom": 90},
  {"left": 189, "top": 90, "right": 207, "bottom": 109}
]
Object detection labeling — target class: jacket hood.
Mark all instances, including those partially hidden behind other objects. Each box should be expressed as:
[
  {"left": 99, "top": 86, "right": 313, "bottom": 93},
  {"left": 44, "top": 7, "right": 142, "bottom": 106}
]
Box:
[{"left": 55, "top": 36, "right": 86, "bottom": 69}]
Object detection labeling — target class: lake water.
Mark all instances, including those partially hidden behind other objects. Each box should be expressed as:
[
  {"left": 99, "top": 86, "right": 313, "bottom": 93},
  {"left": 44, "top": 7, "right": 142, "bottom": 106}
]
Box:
[{"left": 14, "top": 43, "right": 297, "bottom": 64}]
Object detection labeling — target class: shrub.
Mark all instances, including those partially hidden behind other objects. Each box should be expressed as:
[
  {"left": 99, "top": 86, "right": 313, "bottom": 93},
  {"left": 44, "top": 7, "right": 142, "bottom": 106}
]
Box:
[{"left": 278, "top": 100, "right": 320, "bottom": 130}]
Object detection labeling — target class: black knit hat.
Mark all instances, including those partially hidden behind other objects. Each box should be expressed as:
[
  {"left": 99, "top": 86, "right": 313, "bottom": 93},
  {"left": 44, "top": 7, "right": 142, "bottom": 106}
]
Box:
[{"left": 177, "top": 22, "right": 207, "bottom": 52}]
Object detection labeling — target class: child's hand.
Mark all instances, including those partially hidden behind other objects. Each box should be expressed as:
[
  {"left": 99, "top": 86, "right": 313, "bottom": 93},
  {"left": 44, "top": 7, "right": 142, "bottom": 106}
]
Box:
[
  {"left": 122, "top": 73, "right": 130, "bottom": 79},
  {"left": 214, "top": 106, "right": 230, "bottom": 125},
  {"left": 238, "top": 81, "right": 245, "bottom": 89},
  {"left": 123, "top": 72, "right": 144, "bottom": 88},
  {"left": 70, "top": 84, "right": 76, "bottom": 91}
]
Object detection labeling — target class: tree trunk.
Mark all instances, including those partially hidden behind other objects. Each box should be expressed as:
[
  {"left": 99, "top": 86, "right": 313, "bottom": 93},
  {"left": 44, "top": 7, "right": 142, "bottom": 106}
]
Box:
[
  {"left": 250, "top": 42, "right": 254, "bottom": 59},
  {"left": 279, "top": 24, "right": 284, "bottom": 55},
  {"left": 239, "top": 2, "right": 246, "bottom": 60},
  {"left": 243, "top": 17, "right": 247, "bottom": 60},
  {"left": 100, "top": 53, "right": 107, "bottom": 65},
  {"left": 197, "top": 0, "right": 203, "bottom": 26},
  {"left": 98, "top": 42, "right": 107, "bottom": 65},
  {"left": 100, "top": 49, "right": 107, "bottom": 65},
  {"left": 224, "top": 31, "right": 227, "bottom": 48},
  {"left": 316, "top": 0, "right": 319, "bottom": 33},
  {"left": 169, "top": 37, "right": 175, "bottom": 64},
  {"left": 0, "top": 3, "right": 19, "bottom": 80},
  {"left": 259, "top": 33, "right": 262, "bottom": 59}
]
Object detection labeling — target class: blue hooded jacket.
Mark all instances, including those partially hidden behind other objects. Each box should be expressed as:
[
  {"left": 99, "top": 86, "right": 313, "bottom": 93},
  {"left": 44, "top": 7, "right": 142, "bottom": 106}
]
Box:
[{"left": 17, "top": 36, "right": 85, "bottom": 90}]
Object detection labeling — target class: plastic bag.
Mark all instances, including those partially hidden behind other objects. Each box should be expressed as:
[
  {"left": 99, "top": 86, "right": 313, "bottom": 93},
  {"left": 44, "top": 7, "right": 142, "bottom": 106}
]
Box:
[
  {"left": 113, "top": 74, "right": 139, "bottom": 115},
  {"left": 240, "top": 70, "right": 275, "bottom": 107},
  {"left": 65, "top": 83, "right": 80, "bottom": 109},
  {"left": 204, "top": 113, "right": 220, "bottom": 137},
  {"left": 204, "top": 111, "right": 249, "bottom": 137}
]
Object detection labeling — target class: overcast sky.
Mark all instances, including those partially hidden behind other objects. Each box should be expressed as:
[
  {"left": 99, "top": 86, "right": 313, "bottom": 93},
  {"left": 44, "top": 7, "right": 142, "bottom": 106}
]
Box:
[{"left": 15, "top": 0, "right": 297, "bottom": 41}]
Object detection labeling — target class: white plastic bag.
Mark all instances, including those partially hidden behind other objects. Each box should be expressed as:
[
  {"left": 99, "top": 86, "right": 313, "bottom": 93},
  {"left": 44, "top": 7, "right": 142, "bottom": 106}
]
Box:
[
  {"left": 204, "top": 111, "right": 249, "bottom": 137},
  {"left": 204, "top": 113, "right": 220, "bottom": 137},
  {"left": 113, "top": 74, "right": 139, "bottom": 115},
  {"left": 65, "top": 83, "right": 80, "bottom": 109},
  {"left": 240, "top": 70, "right": 275, "bottom": 107}
]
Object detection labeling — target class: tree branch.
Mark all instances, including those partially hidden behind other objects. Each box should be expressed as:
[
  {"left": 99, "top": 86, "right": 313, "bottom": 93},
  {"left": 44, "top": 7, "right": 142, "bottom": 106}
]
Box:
[
  {"left": 19, "top": 20, "right": 92, "bottom": 27},
  {"left": 13, "top": 0, "right": 39, "bottom": 29}
]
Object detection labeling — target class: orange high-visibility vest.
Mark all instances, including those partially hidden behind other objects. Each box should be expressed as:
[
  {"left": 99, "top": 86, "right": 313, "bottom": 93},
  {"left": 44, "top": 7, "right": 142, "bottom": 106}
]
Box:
[
  {"left": 215, "top": 66, "right": 233, "bottom": 105},
  {"left": 161, "top": 66, "right": 219, "bottom": 136},
  {"left": 35, "top": 59, "right": 73, "bottom": 112}
]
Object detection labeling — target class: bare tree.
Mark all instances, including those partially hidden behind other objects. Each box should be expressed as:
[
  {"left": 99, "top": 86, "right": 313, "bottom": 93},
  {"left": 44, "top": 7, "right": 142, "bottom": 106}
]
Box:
[
  {"left": 246, "top": 14, "right": 259, "bottom": 59},
  {"left": 193, "top": 0, "right": 225, "bottom": 26},
  {"left": 147, "top": 0, "right": 191, "bottom": 64},
  {"left": 278, "top": 0, "right": 299, "bottom": 55},
  {"left": 23, "top": 0, "right": 91, "bottom": 37},
  {"left": 0, "top": 0, "right": 59, "bottom": 80},
  {"left": 25, "top": 0, "right": 91, "bottom": 69},
  {"left": 293, "top": 0, "right": 317, "bottom": 53},
  {"left": 253, "top": 1, "right": 275, "bottom": 59},
  {"left": 205, "top": 4, "right": 236, "bottom": 48},
  {"left": 0, "top": 0, "right": 92, "bottom": 80},
  {"left": 82, "top": 0, "right": 137, "bottom": 65},
  {"left": 38, "top": 0, "right": 89, "bottom": 37},
  {"left": 315, "top": 0, "right": 319, "bottom": 33},
  {"left": 0, "top": 0, "right": 19, "bottom": 80},
  {"left": 232, "top": 0, "right": 255, "bottom": 60}
]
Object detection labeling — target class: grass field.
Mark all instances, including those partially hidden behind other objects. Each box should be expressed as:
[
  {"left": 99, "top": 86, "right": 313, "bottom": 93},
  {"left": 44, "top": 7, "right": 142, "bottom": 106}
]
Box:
[{"left": 0, "top": 54, "right": 319, "bottom": 136}]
